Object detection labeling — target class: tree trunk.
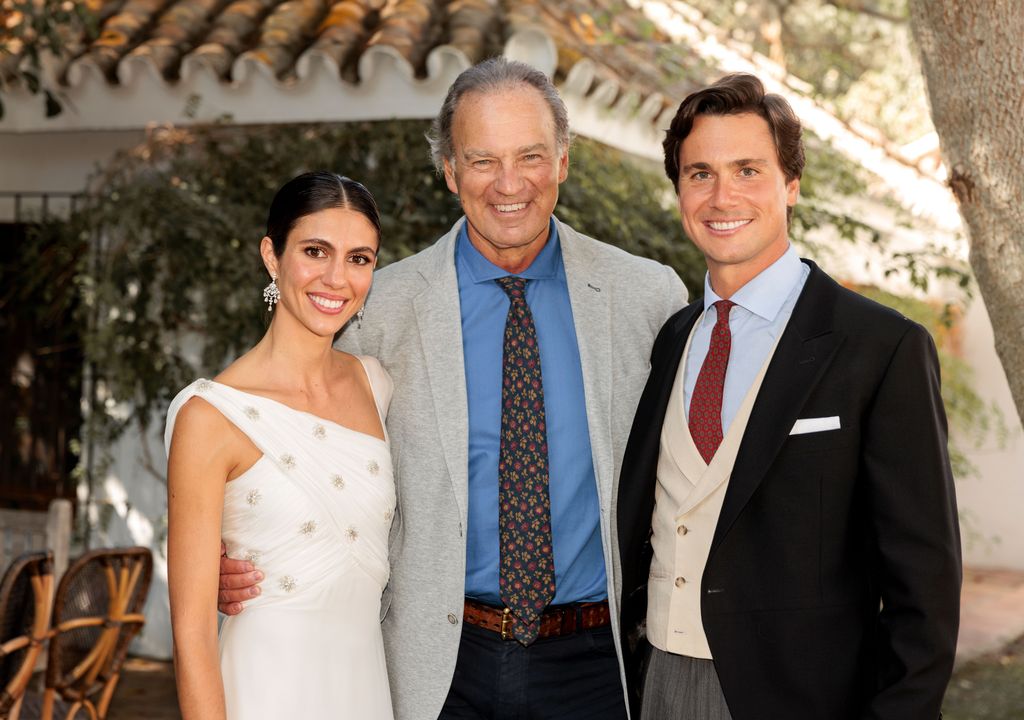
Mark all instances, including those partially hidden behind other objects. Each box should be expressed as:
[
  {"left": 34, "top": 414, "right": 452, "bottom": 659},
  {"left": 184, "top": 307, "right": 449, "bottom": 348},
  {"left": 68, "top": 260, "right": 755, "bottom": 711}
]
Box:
[{"left": 909, "top": 0, "right": 1024, "bottom": 427}]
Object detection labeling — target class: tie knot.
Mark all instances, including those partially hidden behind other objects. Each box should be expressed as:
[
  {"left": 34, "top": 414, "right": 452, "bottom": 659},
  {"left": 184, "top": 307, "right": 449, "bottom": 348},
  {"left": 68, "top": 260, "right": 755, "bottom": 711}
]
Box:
[
  {"left": 496, "top": 276, "right": 528, "bottom": 300},
  {"left": 713, "top": 299, "right": 735, "bottom": 326}
]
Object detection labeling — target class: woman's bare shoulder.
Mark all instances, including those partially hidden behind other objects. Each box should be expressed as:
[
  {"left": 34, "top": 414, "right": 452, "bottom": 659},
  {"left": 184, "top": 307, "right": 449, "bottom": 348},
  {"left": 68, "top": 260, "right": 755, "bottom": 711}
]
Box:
[{"left": 170, "top": 395, "right": 236, "bottom": 451}]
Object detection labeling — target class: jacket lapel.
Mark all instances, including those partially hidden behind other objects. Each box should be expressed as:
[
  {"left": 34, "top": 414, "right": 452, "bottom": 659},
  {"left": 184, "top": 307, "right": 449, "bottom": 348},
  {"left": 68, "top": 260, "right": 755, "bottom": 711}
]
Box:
[
  {"left": 628, "top": 300, "right": 703, "bottom": 498},
  {"left": 411, "top": 221, "right": 471, "bottom": 520},
  {"left": 654, "top": 304, "right": 704, "bottom": 437},
  {"left": 711, "top": 261, "right": 844, "bottom": 553},
  {"left": 558, "top": 221, "right": 615, "bottom": 488}
]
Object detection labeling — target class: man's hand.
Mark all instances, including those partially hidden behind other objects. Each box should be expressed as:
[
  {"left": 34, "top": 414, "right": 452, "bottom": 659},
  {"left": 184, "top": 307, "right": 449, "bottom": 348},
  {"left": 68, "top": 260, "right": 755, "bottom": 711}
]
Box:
[{"left": 218, "top": 542, "right": 264, "bottom": 615}]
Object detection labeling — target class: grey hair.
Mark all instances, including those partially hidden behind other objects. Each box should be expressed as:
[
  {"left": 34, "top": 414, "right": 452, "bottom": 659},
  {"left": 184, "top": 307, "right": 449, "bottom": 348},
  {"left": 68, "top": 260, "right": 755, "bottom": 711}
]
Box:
[{"left": 426, "top": 56, "right": 571, "bottom": 175}]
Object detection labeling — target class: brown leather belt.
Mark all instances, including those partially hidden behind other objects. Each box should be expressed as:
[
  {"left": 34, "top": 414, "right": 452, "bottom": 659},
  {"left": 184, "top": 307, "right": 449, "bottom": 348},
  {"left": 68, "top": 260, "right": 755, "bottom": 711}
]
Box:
[{"left": 463, "top": 599, "right": 611, "bottom": 641}]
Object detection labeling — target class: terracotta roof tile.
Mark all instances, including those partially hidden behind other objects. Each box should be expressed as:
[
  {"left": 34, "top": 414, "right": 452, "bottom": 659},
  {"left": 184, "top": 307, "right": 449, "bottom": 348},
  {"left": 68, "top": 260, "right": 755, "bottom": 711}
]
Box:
[
  {"left": 1, "top": 1, "right": 955, "bottom": 229},
  {"left": 128, "top": 0, "right": 226, "bottom": 77},
  {"left": 2, "top": 0, "right": 713, "bottom": 119},
  {"left": 445, "top": 0, "right": 499, "bottom": 66},
  {"left": 247, "top": 0, "right": 332, "bottom": 77},
  {"left": 88, "top": 0, "right": 177, "bottom": 78},
  {"left": 308, "top": 0, "right": 374, "bottom": 80},
  {"left": 189, "top": 0, "right": 279, "bottom": 78},
  {"left": 364, "top": 0, "right": 441, "bottom": 75}
]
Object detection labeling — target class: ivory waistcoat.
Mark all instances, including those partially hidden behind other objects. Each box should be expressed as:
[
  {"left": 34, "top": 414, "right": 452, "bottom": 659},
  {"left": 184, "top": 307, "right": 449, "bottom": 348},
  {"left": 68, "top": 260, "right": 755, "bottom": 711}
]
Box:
[{"left": 647, "top": 315, "right": 781, "bottom": 658}]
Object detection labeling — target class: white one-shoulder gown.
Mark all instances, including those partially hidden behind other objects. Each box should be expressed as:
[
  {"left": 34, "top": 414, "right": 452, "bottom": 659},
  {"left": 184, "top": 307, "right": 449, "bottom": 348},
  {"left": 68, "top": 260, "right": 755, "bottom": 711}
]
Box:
[{"left": 165, "top": 355, "right": 395, "bottom": 719}]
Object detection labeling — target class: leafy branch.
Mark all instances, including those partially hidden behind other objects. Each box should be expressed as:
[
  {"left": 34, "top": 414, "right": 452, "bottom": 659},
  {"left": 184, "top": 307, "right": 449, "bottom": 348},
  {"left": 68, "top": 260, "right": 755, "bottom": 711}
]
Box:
[
  {"left": 9, "top": 118, "right": 987, "bottom": 542},
  {"left": 0, "top": 0, "right": 99, "bottom": 119}
]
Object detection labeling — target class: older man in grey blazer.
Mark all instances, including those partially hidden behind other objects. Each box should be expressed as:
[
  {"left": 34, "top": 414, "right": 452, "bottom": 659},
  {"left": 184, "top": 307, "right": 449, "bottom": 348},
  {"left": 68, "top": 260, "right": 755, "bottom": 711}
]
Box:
[{"left": 219, "top": 58, "right": 686, "bottom": 719}]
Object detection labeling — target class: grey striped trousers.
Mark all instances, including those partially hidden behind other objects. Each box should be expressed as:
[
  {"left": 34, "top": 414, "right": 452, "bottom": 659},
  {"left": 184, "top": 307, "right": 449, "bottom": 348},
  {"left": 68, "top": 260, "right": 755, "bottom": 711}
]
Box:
[{"left": 640, "top": 646, "right": 734, "bottom": 720}]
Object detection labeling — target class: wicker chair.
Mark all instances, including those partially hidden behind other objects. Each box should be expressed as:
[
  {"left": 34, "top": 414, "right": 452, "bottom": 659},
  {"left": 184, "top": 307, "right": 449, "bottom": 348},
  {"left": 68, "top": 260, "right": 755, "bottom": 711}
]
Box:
[
  {"left": 20, "top": 547, "right": 153, "bottom": 720},
  {"left": 0, "top": 552, "right": 54, "bottom": 720}
]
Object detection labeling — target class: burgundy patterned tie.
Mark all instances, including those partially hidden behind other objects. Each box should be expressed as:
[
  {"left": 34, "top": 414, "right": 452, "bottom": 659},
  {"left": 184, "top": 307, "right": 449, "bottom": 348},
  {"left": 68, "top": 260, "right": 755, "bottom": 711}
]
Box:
[
  {"left": 495, "top": 276, "right": 556, "bottom": 645},
  {"left": 689, "top": 300, "right": 735, "bottom": 464}
]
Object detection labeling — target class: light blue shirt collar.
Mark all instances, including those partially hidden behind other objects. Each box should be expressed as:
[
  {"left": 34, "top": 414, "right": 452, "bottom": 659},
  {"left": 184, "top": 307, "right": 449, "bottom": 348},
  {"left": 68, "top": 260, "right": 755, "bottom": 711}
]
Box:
[
  {"left": 702, "top": 245, "right": 804, "bottom": 324},
  {"left": 455, "top": 218, "right": 561, "bottom": 283}
]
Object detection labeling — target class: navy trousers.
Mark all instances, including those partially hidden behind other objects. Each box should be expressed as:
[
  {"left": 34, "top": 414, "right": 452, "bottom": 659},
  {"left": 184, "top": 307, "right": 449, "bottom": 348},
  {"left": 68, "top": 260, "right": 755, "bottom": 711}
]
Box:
[{"left": 439, "top": 621, "right": 628, "bottom": 720}]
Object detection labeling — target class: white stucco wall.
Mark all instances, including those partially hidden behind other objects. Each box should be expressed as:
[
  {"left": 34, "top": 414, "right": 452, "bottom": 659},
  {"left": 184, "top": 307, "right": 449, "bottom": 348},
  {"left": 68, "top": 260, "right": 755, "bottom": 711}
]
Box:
[
  {"left": 815, "top": 227, "right": 1024, "bottom": 571},
  {"left": 86, "top": 419, "right": 173, "bottom": 658},
  {"left": 2, "top": 128, "right": 172, "bottom": 656},
  {"left": 0, "top": 130, "right": 144, "bottom": 221},
  {"left": 954, "top": 297, "right": 1024, "bottom": 570}
]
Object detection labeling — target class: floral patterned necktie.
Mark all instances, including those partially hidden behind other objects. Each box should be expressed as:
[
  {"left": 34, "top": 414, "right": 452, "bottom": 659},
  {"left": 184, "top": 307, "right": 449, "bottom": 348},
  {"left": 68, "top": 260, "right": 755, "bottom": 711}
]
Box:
[
  {"left": 495, "top": 276, "right": 556, "bottom": 645},
  {"left": 689, "top": 299, "right": 735, "bottom": 464}
]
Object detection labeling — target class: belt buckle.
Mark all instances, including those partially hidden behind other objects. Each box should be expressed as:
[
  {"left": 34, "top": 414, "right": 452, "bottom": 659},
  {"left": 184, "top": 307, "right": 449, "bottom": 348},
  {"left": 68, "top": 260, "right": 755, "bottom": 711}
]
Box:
[{"left": 501, "top": 607, "right": 513, "bottom": 640}]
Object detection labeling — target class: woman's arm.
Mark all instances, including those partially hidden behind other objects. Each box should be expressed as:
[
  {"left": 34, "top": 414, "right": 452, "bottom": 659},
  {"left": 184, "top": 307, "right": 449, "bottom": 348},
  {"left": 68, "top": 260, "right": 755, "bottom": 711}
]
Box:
[{"left": 167, "top": 397, "right": 235, "bottom": 720}]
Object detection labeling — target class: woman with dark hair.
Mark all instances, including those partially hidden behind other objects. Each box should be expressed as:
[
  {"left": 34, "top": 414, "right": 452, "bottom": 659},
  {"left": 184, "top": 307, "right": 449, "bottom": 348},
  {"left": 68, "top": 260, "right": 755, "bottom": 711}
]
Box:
[{"left": 165, "top": 172, "right": 395, "bottom": 719}]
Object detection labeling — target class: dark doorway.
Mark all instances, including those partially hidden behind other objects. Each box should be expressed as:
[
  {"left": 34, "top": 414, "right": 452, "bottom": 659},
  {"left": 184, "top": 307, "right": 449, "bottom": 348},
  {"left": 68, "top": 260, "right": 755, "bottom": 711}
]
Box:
[{"left": 0, "top": 218, "right": 84, "bottom": 511}]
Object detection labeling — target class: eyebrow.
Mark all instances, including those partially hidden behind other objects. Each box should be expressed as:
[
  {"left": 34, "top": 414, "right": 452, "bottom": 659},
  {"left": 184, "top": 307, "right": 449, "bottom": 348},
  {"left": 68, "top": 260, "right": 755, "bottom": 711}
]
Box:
[
  {"left": 462, "top": 143, "right": 550, "bottom": 159},
  {"left": 680, "top": 158, "right": 770, "bottom": 174},
  {"left": 299, "top": 238, "right": 378, "bottom": 256},
  {"left": 298, "top": 237, "right": 333, "bottom": 248},
  {"left": 349, "top": 246, "right": 379, "bottom": 256}
]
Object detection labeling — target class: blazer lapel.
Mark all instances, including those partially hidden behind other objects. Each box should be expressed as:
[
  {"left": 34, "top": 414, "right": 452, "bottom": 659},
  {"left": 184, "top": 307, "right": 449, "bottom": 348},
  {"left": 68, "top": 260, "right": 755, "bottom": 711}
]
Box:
[
  {"left": 558, "top": 222, "right": 614, "bottom": 488},
  {"left": 411, "top": 222, "right": 471, "bottom": 519},
  {"left": 711, "top": 262, "right": 845, "bottom": 553}
]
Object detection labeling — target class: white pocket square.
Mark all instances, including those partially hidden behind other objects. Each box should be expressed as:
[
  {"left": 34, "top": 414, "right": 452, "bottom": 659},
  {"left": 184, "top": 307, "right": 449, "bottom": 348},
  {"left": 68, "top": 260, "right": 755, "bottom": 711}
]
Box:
[{"left": 790, "top": 416, "right": 841, "bottom": 435}]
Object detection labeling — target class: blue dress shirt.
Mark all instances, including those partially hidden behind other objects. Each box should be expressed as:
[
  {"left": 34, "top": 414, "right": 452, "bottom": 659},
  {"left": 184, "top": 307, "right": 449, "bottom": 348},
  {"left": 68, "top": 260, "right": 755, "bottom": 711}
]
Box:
[
  {"left": 457, "top": 221, "right": 606, "bottom": 605},
  {"left": 684, "top": 246, "right": 809, "bottom": 433}
]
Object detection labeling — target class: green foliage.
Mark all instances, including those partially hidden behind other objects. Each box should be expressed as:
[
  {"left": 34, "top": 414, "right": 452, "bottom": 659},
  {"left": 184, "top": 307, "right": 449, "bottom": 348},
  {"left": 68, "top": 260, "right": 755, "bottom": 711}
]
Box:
[
  {"left": 63, "top": 121, "right": 885, "bottom": 438},
  {"left": 558, "top": 139, "right": 706, "bottom": 292},
  {"left": 683, "top": 0, "right": 930, "bottom": 144},
  {"left": 564, "top": 130, "right": 905, "bottom": 294},
  {"left": 22, "top": 119, "right": 987, "bottom": 530},
  {"left": 73, "top": 121, "right": 460, "bottom": 433},
  {"left": 943, "top": 631, "right": 1024, "bottom": 719},
  {"left": 0, "top": 0, "right": 99, "bottom": 119},
  {"left": 792, "top": 132, "right": 880, "bottom": 247},
  {"left": 792, "top": 131, "right": 971, "bottom": 297},
  {"left": 58, "top": 120, "right": 716, "bottom": 493}
]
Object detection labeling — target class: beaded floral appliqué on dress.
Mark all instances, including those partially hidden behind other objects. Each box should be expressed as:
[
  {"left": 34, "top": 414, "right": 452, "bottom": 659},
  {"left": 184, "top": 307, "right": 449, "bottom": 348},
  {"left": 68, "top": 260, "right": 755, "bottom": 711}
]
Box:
[{"left": 174, "top": 356, "right": 397, "bottom": 718}]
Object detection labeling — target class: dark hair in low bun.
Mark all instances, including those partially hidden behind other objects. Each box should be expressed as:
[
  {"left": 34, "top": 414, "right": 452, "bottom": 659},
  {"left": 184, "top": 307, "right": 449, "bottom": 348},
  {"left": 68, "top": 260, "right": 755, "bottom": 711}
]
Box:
[{"left": 266, "top": 172, "right": 381, "bottom": 256}]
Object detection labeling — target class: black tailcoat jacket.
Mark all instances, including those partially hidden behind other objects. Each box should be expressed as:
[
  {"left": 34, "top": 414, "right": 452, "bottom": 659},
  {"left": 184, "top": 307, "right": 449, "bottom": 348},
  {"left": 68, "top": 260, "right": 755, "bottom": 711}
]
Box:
[{"left": 617, "top": 261, "right": 961, "bottom": 720}]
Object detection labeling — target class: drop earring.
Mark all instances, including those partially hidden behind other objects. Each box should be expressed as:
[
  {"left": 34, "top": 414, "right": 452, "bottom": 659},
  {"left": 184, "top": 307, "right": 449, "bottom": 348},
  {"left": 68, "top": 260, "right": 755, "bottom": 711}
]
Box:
[
  {"left": 263, "top": 275, "right": 280, "bottom": 311},
  {"left": 356, "top": 307, "right": 365, "bottom": 328}
]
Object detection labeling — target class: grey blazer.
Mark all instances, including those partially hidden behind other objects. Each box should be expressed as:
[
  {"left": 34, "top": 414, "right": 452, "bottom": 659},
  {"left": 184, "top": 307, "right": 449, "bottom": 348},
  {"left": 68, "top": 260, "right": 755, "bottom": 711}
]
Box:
[{"left": 339, "top": 216, "right": 686, "bottom": 720}]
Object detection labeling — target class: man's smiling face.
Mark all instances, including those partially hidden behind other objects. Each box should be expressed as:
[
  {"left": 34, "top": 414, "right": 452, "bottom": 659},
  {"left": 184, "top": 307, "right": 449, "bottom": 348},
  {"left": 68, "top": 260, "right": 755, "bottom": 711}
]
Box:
[
  {"left": 443, "top": 84, "right": 569, "bottom": 272},
  {"left": 676, "top": 112, "right": 799, "bottom": 295}
]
